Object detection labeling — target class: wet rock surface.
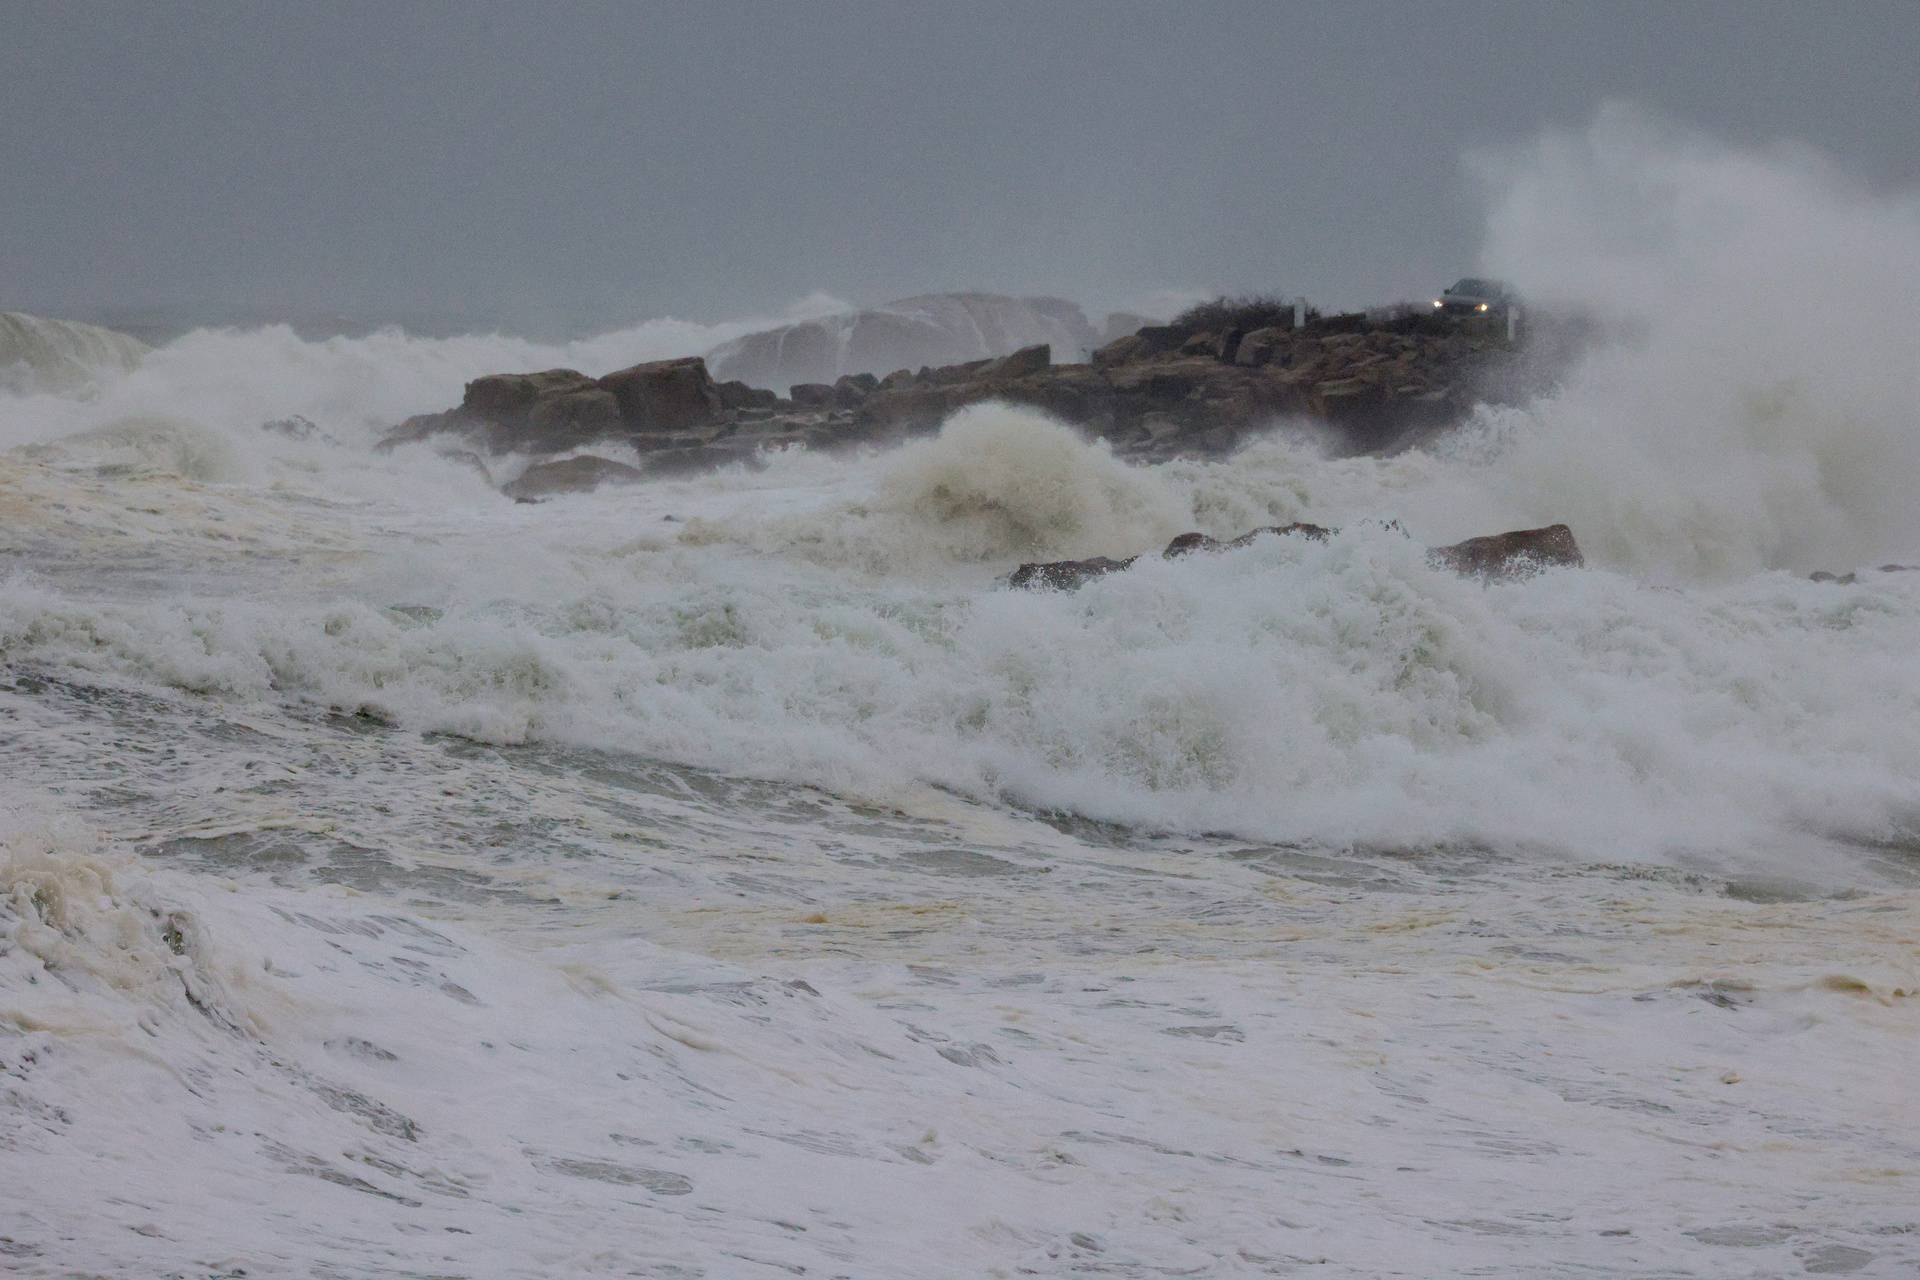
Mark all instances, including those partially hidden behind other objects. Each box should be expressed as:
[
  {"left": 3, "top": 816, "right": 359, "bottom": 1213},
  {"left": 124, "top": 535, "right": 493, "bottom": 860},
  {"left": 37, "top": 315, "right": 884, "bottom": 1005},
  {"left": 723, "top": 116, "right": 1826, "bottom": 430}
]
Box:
[{"left": 1426, "top": 524, "right": 1585, "bottom": 578}]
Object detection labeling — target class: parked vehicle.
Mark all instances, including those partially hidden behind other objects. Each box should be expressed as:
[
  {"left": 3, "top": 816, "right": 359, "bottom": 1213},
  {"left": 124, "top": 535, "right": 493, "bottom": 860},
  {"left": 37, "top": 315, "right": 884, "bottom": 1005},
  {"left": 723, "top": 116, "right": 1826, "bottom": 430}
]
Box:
[{"left": 1432, "top": 278, "right": 1515, "bottom": 317}]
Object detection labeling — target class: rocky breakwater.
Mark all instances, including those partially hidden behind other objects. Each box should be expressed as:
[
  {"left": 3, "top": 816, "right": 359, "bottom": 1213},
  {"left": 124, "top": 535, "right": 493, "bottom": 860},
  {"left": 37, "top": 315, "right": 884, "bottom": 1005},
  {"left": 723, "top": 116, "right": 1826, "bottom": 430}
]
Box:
[
  {"left": 379, "top": 354, "right": 860, "bottom": 495},
  {"left": 857, "top": 315, "right": 1516, "bottom": 461},
  {"left": 379, "top": 313, "right": 1529, "bottom": 498}
]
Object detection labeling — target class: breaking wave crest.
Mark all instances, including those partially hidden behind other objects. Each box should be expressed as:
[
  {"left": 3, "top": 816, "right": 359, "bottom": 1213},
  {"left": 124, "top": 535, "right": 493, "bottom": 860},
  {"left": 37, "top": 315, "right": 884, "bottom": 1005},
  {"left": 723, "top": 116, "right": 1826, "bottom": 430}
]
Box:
[
  {"left": 4, "top": 492, "right": 1918, "bottom": 865},
  {"left": 0, "top": 311, "right": 149, "bottom": 397},
  {"left": 0, "top": 802, "right": 246, "bottom": 1035}
]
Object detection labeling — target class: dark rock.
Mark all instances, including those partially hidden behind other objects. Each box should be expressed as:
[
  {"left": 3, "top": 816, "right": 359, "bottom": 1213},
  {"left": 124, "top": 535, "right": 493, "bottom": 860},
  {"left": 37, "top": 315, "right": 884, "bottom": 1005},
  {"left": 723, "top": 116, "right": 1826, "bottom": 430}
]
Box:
[
  {"left": 1006, "top": 556, "right": 1138, "bottom": 591},
  {"left": 986, "top": 343, "right": 1050, "bottom": 380},
  {"left": 1093, "top": 325, "right": 1183, "bottom": 367},
  {"left": 502, "top": 455, "right": 645, "bottom": 502},
  {"left": 1226, "top": 523, "right": 1334, "bottom": 547},
  {"left": 928, "top": 357, "right": 994, "bottom": 386},
  {"left": 789, "top": 382, "right": 837, "bottom": 409},
  {"left": 1427, "top": 524, "right": 1584, "bottom": 579},
  {"left": 1092, "top": 333, "right": 1152, "bottom": 367},
  {"left": 464, "top": 369, "right": 596, "bottom": 425},
  {"left": 716, "top": 379, "right": 778, "bottom": 411},
  {"left": 598, "top": 357, "right": 724, "bottom": 434},
  {"left": 833, "top": 373, "right": 877, "bottom": 408},
  {"left": 1162, "top": 532, "right": 1222, "bottom": 558},
  {"left": 525, "top": 388, "right": 623, "bottom": 449},
  {"left": 1233, "top": 327, "right": 1286, "bottom": 367}
]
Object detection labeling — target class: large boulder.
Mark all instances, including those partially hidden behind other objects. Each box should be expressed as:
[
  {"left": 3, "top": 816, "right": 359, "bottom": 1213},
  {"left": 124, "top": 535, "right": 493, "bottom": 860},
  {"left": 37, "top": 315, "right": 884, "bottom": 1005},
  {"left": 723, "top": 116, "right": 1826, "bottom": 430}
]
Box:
[
  {"left": 390, "top": 360, "right": 727, "bottom": 455},
  {"left": 598, "top": 357, "right": 724, "bottom": 434},
  {"left": 525, "top": 388, "right": 623, "bottom": 448},
  {"left": 463, "top": 368, "right": 597, "bottom": 424},
  {"left": 716, "top": 379, "right": 779, "bottom": 411},
  {"left": 1234, "top": 326, "right": 1288, "bottom": 367},
  {"left": 833, "top": 372, "right": 879, "bottom": 408},
  {"left": 1427, "top": 524, "right": 1584, "bottom": 578}
]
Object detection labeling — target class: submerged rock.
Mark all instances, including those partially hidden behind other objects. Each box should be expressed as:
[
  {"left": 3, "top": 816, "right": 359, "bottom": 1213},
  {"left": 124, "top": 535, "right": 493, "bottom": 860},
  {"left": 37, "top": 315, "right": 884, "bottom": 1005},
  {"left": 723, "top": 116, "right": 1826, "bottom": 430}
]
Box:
[
  {"left": 1810, "top": 563, "right": 1917, "bottom": 585},
  {"left": 501, "top": 455, "right": 645, "bottom": 502},
  {"left": 1227, "top": 522, "right": 1334, "bottom": 547},
  {"left": 1161, "top": 532, "right": 1222, "bottom": 558},
  {"left": 1008, "top": 522, "right": 1582, "bottom": 590},
  {"left": 1006, "top": 556, "right": 1139, "bottom": 591}
]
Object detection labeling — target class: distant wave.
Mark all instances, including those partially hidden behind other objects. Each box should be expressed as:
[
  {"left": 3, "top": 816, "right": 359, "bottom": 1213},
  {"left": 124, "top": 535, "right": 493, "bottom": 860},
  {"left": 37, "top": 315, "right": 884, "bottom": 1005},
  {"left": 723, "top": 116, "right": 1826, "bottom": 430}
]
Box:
[
  {"left": 0, "top": 311, "right": 149, "bottom": 395},
  {"left": 706, "top": 293, "right": 1100, "bottom": 391}
]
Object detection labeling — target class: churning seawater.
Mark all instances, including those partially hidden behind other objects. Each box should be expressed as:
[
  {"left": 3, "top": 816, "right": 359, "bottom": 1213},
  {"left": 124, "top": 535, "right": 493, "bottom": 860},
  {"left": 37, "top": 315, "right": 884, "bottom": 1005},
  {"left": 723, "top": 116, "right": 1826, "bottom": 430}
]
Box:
[{"left": 5, "top": 116, "right": 1920, "bottom": 1277}]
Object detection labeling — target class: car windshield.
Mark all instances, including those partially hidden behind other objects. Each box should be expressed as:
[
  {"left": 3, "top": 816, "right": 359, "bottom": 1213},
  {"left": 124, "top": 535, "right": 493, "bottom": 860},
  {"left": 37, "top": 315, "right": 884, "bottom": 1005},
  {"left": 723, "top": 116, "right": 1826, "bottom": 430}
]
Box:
[{"left": 1449, "top": 279, "right": 1495, "bottom": 296}]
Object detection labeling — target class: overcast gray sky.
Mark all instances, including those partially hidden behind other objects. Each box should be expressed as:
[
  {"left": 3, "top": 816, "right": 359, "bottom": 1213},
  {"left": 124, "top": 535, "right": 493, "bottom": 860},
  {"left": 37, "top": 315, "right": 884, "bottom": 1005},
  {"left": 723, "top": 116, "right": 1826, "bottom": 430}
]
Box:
[{"left": 5, "top": 0, "right": 1917, "bottom": 333}]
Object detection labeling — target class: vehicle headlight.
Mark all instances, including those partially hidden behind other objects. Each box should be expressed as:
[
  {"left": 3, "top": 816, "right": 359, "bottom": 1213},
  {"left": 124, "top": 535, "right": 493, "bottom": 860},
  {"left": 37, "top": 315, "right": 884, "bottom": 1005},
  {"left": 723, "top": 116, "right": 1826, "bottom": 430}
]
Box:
[
  {"left": 1432, "top": 300, "right": 1443, "bottom": 308},
  {"left": 1477, "top": 303, "right": 1489, "bottom": 312}
]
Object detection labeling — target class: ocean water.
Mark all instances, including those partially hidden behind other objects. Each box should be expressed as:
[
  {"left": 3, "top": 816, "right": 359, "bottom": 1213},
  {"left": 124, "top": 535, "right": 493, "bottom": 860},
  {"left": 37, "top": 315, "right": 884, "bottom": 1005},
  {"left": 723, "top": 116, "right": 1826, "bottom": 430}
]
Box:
[{"left": 5, "top": 120, "right": 1920, "bottom": 1276}]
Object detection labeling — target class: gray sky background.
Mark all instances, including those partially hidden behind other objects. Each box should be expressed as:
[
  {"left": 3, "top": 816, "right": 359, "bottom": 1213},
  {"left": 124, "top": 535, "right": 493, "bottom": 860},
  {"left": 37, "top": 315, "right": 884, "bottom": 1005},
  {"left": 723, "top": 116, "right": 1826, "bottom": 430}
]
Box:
[{"left": 5, "top": 0, "right": 1917, "bottom": 334}]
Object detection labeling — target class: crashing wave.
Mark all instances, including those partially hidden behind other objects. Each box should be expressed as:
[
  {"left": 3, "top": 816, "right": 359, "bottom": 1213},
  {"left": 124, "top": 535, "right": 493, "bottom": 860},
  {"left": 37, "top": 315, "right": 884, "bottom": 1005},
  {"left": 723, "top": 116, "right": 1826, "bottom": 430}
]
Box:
[
  {"left": 705, "top": 292, "right": 1099, "bottom": 392},
  {"left": 0, "top": 311, "right": 149, "bottom": 396}
]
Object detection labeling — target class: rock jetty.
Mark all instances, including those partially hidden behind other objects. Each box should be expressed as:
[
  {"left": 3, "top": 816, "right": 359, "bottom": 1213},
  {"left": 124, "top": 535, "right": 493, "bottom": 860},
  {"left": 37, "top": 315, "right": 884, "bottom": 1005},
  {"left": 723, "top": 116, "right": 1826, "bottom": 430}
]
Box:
[{"left": 381, "top": 310, "right": 1538, "bottom": 496}]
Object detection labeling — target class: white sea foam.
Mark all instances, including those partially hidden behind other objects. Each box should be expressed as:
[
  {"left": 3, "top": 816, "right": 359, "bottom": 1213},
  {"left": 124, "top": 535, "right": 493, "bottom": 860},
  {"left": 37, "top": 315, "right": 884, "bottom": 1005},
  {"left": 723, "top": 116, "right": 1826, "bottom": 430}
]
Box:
[{"left": 4, "top": 406, "right": 1919, "bottom": 865}]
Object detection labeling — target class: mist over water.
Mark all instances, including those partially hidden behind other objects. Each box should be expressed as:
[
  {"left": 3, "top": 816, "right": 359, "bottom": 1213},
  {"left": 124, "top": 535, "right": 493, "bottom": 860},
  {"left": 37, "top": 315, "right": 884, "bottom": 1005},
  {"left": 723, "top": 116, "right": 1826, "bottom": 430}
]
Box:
[
  {"left": 1460, "top": 107, "right": 1920, "bottom": 577},
  {"left": 3, "top": 113, "right": 1918, "bottom": 1277}
]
